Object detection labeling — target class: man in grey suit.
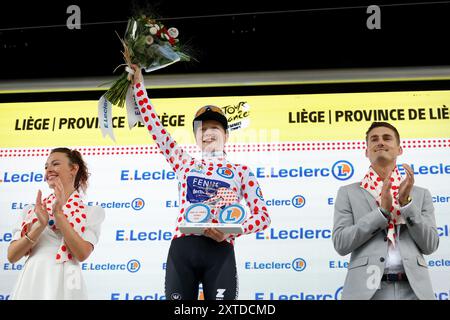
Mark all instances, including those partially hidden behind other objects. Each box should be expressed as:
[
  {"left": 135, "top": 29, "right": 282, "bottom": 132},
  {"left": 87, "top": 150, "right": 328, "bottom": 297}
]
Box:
[{"left": 333, "top": 121, "right": 439, "bottom": 300}]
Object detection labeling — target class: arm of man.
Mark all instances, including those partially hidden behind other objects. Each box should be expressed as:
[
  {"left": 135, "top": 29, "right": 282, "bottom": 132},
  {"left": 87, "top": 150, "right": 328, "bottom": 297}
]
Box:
[
  {"left": 398, "top": 164, "right": 439, "bottom": 255},
  {"left": 332, "top": 185, "right": 389, "bottom": 256},
  {"left": 401, "top": 188, "right": 439, "bottom": 255}
]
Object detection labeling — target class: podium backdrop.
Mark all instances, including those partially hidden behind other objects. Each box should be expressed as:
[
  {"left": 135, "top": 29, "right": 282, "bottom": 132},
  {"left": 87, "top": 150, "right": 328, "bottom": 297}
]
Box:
[{"left": 1, "top": 87, "right": 449, "bottom": 300}]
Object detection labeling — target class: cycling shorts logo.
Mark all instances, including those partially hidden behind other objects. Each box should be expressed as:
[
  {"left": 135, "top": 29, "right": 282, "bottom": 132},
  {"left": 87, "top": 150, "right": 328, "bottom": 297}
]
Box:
[
  {"left": 216, "top": 289, "right": 226, "bottom": 300},
  {"left": 171, "top": 292, "right": 182, "bottom": 300}
]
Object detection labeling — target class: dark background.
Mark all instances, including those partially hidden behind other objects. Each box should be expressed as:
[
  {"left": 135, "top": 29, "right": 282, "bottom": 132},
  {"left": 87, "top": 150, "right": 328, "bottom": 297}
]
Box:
[{"left": 1, "top": 0, "right": 450, "bottom": 80}]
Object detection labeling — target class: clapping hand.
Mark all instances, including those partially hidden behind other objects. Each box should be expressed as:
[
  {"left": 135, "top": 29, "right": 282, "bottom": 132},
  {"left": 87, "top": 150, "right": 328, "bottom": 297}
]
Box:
[
  {"left": 380, "top": 177, "right": 393, "bottom": 213},
  {"left": 35, "top": 190, "right": 49, "bottom": 227},
  {"left": 399, "top": 163, "right": 414, "bottom": 206},
  {"left": 52, "top": 177, "right": 66, "bottom": 215}
]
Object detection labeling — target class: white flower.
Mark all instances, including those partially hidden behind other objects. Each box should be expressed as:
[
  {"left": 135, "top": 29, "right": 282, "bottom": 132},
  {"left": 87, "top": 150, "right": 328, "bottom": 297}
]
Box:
[
  {"left": 149, "top": 27, "right": 158, "bottom": 35},
  {"left": 168, "top": 27, "right": 179, "bottom": 38},
  {"left": 145, "top": 35, "right": 154, "bottom": 45}
]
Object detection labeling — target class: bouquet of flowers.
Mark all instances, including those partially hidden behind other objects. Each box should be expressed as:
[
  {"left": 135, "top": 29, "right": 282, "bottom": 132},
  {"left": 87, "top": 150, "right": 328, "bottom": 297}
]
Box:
[
  {"left": 103, "top": 15, "right": 191, "bottom": 108},
  {"left": 98, "top": 15, "right": 191, "bottom": 140}
]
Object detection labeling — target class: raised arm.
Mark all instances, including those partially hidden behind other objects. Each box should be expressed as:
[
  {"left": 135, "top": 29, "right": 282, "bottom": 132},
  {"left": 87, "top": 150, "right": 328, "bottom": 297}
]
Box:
[{"left": 131, "top": 65, "right": 192, "bottom": 176}]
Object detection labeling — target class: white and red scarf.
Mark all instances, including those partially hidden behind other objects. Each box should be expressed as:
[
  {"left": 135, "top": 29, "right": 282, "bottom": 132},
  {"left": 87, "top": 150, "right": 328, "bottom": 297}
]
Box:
[
  {"left": 19, "top": 191, "right": 87, "bottom": 263},
  {"left": 360, "top": 166, "right": 405, "bottom": 246}
]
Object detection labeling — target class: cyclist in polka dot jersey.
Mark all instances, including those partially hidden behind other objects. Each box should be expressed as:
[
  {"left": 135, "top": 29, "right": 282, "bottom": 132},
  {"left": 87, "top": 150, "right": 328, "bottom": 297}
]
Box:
[{"left": 130, "top": 65, "right": 271, "bottom": 300}]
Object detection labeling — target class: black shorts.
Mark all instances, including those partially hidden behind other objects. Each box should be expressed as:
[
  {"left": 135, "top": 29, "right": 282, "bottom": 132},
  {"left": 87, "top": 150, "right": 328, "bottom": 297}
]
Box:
[{"left": 165, "top": 235, "right": 238, "bottom": 300}]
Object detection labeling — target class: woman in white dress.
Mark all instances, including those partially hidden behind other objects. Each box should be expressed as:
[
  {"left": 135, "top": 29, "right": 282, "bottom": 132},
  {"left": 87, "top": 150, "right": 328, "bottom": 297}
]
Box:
[{"left": 7, "top": 147, "right": 104, "bottom": 300}]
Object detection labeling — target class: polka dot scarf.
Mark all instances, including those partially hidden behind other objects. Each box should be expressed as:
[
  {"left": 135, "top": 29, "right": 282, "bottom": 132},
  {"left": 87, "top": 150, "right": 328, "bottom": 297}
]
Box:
[
  {"left": 360, "top": 166, "right": 405, "bottom": 246},
  {"left": 20, "top": 191, "right": 87, "bottom": 263}
]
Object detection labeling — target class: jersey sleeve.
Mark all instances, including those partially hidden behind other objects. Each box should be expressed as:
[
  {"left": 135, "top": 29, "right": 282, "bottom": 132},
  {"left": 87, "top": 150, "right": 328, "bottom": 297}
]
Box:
[
  {"left": 234, "top": 166, "right": 271, "bottom": 237},
  {"left": 133, "top": 81, "right": 192, "bottom": 177}
]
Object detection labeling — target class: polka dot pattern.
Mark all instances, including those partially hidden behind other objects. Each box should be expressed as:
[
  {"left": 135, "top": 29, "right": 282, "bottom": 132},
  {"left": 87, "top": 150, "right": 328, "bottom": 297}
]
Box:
[
  {"left": 361, "top": 166, "right": 406, "bottom": 246},
  {"left": 133, "top": 81, "right": 271, "bottom": 243},
  {"left": 1, "top": 138, "right": 449, "bottom": 158},
  {"left": 18, "top": 191, "right": 88, "bottom": 263}
]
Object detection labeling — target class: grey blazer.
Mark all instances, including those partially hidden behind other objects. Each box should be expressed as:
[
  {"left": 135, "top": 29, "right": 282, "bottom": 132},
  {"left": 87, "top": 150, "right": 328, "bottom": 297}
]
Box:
[{"left": 333, "top": 182, "right": 439, "bottom": 300}]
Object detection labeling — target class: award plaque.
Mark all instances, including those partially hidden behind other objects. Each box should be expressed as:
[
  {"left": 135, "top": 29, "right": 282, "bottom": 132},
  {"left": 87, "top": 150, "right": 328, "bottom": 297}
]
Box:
[
  {"left": 179, "top": 203, "right": 246, "bottom": 235},
  {"left": 184, "top": 203, "right": 211, "bottom": 223}
]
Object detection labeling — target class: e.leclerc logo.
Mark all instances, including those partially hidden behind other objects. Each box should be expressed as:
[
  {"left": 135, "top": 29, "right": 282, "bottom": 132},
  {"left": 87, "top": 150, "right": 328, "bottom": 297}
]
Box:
[
  {"left": 81, "top": 259, "right": 141, "bottom": 273},
  {"left": 131, "top": 198, "right": 145, "bottom": 210},
  {"left": 331, "top": 160, "right": 354, "bottom": 181},
  {"left": 255, "top": 286, "right": 343, "bottom": 300},
  {"left": 115, "top": 229, "right": 173, "bottom": 242},
  {"left": 219, "top": 205, "right": 246, "bottom": 224},
  {"left": 0, "top": 171, "right": 44, "bottom": 184},
  {"left": 292, "top": 258, "right": 307, "bottom": 271},
  {"left": 120, "top": 169, "right": 175, "bottom": 181},
  {"left": 245, "top": 258, "right": 307, "bottom": 272},
  {"left": 255, "top": 160, "right": 354, "bottom": 181},
  {"left": 291, "top": 195, "right": 306, "bottom": 208},
  {"left": 127, "top": 259, "right": 141, "bottom": 273},
  {"left": 87, "top": 197, "right": 145, "bottom": 211},
  {"left": 216, "top": 167, "right": 234, "bottom": 179},
  {"left": 266, "top": 195, "right": 306, "bottom": 208},
  {"left": 256, "top": 227, "right": 331, "bottom": 240}
]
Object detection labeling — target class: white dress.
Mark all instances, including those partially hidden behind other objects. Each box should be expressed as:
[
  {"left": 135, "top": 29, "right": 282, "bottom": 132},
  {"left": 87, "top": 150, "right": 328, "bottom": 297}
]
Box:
[{"left": 10, "top": 205, "right": 105, "bottom": 300}]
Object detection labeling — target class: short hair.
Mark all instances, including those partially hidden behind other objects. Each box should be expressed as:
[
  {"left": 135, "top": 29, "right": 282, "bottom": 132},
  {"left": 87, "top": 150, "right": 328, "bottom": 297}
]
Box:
[{"left": 365, "top": 122, "right": 400, "bottom": 145}]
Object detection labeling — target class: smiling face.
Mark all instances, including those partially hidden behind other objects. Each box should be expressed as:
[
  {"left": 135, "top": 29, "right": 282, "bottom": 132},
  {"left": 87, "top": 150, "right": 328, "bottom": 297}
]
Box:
[
  {"left": 365, "top": 126, "right": 403, "bottom": 166},
  {"left": 45, "top": 152, "right": 79, "bottom": 190},
  {"left": 194, "top": 120, "right": 229, "bottom": 153}
]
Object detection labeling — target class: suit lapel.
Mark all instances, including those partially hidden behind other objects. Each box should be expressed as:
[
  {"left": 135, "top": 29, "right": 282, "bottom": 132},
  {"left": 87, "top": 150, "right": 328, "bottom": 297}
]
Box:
[
  {"left": 359, "top": 186, "right": 388, "bottom": 235},
  {"left": 359, "top": 186, "right": 378, "bottom": 211}
]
